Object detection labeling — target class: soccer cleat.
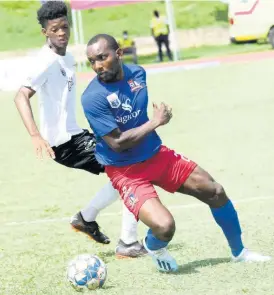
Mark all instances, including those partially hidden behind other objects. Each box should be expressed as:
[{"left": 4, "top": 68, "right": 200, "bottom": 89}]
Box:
[
  {"left": 115, "top": 239, "right": 148, "bottom": 259},
  {"left": 70, "top": 212, "right": 110, "bottom": 244},
  {"left": 143, "top": 239, "right": 178, "bottom": 272},
  {"left": 232, "top": 248, "right": 271, "bottom": 263}
]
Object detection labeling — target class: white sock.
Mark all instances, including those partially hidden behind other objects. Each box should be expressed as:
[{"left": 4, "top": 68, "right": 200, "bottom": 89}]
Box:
[
  {"left": 120, "top": 203, "right": 138, "bottom": 244},
  {"left": 81, "top": 182, "right": 119, "bottom": 222}
]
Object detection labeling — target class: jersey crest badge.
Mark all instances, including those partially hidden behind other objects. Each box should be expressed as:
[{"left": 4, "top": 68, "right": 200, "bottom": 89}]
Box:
[
  {"left": 107, "top": 93, "right": 121, "bottom": 108},
  {"left": 128, "top": 193, "right": 139, "bottom": 209},
  {"left": 127, "top": 79, "right": 143, "bottom": 92}
]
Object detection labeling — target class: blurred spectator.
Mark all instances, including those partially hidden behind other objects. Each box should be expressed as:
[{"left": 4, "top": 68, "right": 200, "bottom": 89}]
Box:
[
  {"left": 150, "top": 10, "right": 172, "bottom": 62},
  {"left": 118, "top": 31, "right": 138, "bottom": 64}
]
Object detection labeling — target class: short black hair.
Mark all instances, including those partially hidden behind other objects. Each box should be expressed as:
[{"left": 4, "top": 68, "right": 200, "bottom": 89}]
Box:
[
  {"left": 153, "top": 10, "right": 159, "bottom": 17},
  {"left": 37, "top": 1, "right": 68, "bottom": 28},
  {"left": 87, "top": 34, "right": 119, "bottom": 51},
  {"left": 123, "top": 30, "right": 128, "bottom": 35}
]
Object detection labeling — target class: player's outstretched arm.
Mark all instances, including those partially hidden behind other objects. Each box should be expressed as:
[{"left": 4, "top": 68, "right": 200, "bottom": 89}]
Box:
[
  {"left": 14, "top": 87, "right": 39, "bottom": 137},
  {"left": 103, "top": 102, "right": 172, "bottom": 153},
  {"left": 14, "top": 87, "right": 55, "bottom": 159}
]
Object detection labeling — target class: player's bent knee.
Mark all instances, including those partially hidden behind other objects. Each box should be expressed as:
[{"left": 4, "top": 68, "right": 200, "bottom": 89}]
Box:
[
  {"left": 208, "top": 182, "right": 228, "bottom": 208},
  {"left": 153, "top": 217, "right": 175, "bottom": 241},
  {"left": 216, "top": 183, "right": 225, "bottom": 196}
]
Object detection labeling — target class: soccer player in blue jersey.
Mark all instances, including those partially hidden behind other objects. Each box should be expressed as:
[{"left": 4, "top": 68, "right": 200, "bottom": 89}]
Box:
[{"left": 81, "top": 34, "right": 271, "bottom": 272}]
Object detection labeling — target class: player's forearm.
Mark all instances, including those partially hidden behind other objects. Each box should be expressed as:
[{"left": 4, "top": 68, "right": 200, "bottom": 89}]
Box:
[
  {"left": 14, "top": 91, "right": 40, "bottom": 137},
  {"left": 113, "top": 120, "right": 159, "bottom": 152}
]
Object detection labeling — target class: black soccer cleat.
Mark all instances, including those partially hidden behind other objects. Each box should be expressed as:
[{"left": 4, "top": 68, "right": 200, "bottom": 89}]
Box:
[
  {"left": 115, "top": 239, "right": 148, "bottom": 259},
  {"left": 70, "top": 212, "right": 111, "bottom": 244}
]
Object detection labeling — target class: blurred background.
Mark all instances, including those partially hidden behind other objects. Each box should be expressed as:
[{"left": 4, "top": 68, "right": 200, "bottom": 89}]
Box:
[{"left": 1, "top": 0, "right": 274, "bottom": 91}]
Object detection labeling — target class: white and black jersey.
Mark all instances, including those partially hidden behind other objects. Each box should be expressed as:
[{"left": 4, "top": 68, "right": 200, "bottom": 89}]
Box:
[
  {"left": 22, "top": 45, "right": 103, "bottom": 174},
  {"left": 23, "top": 45, "right": 83, "bottom": 147}
]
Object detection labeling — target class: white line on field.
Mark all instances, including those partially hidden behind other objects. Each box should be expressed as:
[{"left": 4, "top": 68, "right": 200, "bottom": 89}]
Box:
[
  {"left": 146, "top": 61, "right": 220, "bottom": 75},
  {"left": 3, "top": 195, "right": 273, "bottom": 227}
]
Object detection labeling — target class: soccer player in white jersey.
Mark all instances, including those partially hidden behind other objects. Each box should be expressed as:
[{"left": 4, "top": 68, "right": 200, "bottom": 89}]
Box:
[{"left": 13, "top": 1, "right": 146, "bottom": 258}]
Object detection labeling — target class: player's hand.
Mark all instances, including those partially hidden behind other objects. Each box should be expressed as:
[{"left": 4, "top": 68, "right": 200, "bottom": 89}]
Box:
[
  {"left": 152, "top": 102, "right": 172, "bottom": 126},
  {"left": 31, "top": 134, "right": 55, "bottom": 159}
]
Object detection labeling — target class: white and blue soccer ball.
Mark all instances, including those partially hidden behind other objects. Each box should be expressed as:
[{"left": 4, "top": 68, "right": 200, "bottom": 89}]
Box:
[{"left": 67, "top": 254, "right": 107, "bottom": 291}]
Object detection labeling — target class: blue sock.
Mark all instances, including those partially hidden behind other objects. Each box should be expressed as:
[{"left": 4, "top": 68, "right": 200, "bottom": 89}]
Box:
[
  {"left": 145, "top": 229, "right": 169, "bottom": 251},
  {"left": 211, "top": 200, "right": 244, "bottom": 257}
]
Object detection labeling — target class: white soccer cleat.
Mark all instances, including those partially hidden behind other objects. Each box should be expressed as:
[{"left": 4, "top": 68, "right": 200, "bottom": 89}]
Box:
[
  {"left": 143, "top": 239, "right": 178, "bottom": 272},
  {"left": 232, "top": 248, "right": 271, "bottom": 263}
]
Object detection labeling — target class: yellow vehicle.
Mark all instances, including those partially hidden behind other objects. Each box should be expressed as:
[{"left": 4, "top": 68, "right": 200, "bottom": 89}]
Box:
[{"left": 228, "top": 0, "right": 274, "bottom": 48}]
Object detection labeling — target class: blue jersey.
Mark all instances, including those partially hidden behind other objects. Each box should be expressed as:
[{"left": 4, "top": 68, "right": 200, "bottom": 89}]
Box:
[{"left": 81, "top": 64, "right": 162, "bottom": 166}]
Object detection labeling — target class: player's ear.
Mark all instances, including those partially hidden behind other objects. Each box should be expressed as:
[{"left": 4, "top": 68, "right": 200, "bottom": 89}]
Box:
[
  {"left": 41, "top": 28, "right": 47, "bottom": 37},
  {"left": 116, "top": 48, "right": 123, "bottom": 59}
]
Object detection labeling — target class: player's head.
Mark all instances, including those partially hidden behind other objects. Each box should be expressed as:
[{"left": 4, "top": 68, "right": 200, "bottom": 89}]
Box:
[
  {"left": 153, "top": 10, "right": 159, "bottom": 18},
  {"left": 86, "top": 34, "right": 123, "bottom": 83},
  {"left": 37, "top": 1, "right": 70, "bottom": 53}
]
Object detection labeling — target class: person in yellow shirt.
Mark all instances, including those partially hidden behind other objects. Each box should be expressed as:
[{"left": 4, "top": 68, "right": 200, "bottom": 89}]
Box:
[
  {"left": 150, "top": 10, "right": 172, "bottom": 62},
  {"left": 118, "top": 31, "right": 138, "bottom": 64}
]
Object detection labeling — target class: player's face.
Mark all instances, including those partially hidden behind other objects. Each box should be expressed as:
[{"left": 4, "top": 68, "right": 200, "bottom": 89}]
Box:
[
  {"left": 86, "top": 39, "right": 123, "bottom": 83},
  {"left": 42, "top": 16, "right": 70, "bottom": 54}
]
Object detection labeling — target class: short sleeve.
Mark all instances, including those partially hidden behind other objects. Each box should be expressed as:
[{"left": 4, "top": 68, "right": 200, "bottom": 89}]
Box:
[
  {"left": 22, "top": 57, "right": 53, "bottom": 91},
  {"left": 135, "top": 66, "right": 147, "bottom": 83},
  {"left": 82, "top": 92, "right": 118, "bottom": 137}
]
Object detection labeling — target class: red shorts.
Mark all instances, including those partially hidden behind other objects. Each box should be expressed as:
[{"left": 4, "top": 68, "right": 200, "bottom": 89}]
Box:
[{"left": 105, "top": 145, "right": 197, "bottom": 220}]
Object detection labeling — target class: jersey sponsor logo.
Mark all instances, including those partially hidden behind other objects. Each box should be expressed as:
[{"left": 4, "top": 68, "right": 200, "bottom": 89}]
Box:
[
  {"left": 107, "top": 93, "right": 121, "bottom": 108},
  {"left": 127, "top": 79, "right": 143, "bottom": 92},
  {"left": 108, "top": 94, "right": 140, "bottom": 124},
  {"left": 115, "top": 109, "right": 141, "bottom": 124},
  {"left": 121, "top": 99, "right": 133, "bottom": 112}
]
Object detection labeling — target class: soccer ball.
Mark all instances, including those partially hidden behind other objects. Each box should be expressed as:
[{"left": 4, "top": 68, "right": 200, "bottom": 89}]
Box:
[{"left": 67, "top": 254, "right": 107, "bottom": 291}]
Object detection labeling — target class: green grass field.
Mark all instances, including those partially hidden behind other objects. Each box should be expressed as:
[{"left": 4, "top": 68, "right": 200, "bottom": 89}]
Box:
[
  {"left": 0, "top": 1, "right": 228, "bottom": 51},
  {"left": 1, "top": 58, "right": 274, "bottom": 295}
]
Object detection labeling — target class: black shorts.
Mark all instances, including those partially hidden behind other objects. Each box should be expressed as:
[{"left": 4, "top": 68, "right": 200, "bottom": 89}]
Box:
[{"left": 52, "top": 130, "right": 104, "bottom": 175}]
